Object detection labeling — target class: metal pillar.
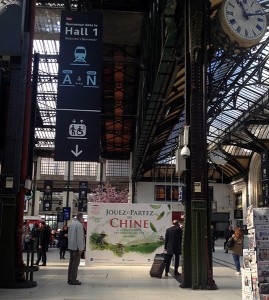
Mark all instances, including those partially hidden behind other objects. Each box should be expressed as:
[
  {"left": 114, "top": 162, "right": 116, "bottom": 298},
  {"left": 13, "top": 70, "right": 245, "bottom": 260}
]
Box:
[
  {"left": 65, "top": 161, "right": 71, "bottom": 226},
  {"left": 181, "top": 0, "right": 216, "bottom": 289},
  {"left": 0, "top": 0, "right": 37, "bottom": 288},
  {"left": 28, "top": 53, "right": 39, "bottom": 180}
]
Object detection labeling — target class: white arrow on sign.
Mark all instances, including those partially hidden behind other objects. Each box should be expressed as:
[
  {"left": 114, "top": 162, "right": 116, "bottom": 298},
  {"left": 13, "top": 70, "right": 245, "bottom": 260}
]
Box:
[{"left": 71, "top": 145, "right": 83, "bottom": 157}]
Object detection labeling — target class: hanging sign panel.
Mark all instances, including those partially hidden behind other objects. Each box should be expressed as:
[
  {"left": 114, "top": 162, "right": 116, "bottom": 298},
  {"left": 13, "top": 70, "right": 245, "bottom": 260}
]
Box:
[
  {"left": 57, "top": 10, "right": 103, "bottom": 110},
  {"left": 55, "top": 10, "right": 103, "bottom": 162},
  {"left": 54, "top": 110, "right": 100, "bottom": 161},
  {"left": 78, "top": 181, "right": 88, "bottom": 212},
  {"left": 42, "top": 180, "right": 53, "bottom": 211}
]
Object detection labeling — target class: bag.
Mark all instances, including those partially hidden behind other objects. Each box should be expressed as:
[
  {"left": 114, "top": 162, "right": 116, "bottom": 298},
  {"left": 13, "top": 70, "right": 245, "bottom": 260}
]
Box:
[
  {"left": 149, "top": 254, "right": 166, "bottom": 278},
  {"left": 226, "top": 237, "right": 235, "bottom": 250}
]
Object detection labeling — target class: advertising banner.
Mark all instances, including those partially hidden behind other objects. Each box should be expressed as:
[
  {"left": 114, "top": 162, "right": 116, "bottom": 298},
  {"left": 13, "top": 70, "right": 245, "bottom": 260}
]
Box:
[{"left": 86, "top": 203, "right": 171, "bottom": 264}]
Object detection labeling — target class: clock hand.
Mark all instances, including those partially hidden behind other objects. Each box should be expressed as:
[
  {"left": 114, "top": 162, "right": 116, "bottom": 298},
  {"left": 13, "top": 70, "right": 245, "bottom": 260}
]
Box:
[
  {"left": 245, "top": 12, "right": 266, "bottom": 17},
  {"left": 239, "top": 1, "right": 249, "bottom": 19}
]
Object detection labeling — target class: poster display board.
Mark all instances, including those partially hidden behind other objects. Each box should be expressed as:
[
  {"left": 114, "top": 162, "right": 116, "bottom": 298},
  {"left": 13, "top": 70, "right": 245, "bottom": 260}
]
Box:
[
  {"left": 86, "top": 203, "right": 171, "bottom": 264},
  {"left": 242, "top": 206, "right": 269, "bottom": 299}
]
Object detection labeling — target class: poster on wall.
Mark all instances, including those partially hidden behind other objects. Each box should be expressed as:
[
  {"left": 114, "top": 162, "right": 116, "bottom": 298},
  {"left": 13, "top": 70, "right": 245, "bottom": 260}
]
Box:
[
  {"left": 86, "top": 203, "right": 171, "bottom": 264},
  {"left": 155, "top": 185, "right": 179, "bottom": 202}
]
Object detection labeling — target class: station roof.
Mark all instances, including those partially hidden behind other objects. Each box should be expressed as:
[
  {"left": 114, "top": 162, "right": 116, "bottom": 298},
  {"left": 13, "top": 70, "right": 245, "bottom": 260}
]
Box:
[{"left": 4, "top": 0, "right": 269, "bottom": 183}]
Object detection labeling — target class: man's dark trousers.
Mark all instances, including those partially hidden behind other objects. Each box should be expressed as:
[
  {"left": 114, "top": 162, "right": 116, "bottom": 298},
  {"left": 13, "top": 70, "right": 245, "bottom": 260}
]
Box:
[
  {"left": 165, "top": 254, "right": 179, "bottom": 274},
  {"left": 68, "top": 250, "right": 81, "bottom": 282}
]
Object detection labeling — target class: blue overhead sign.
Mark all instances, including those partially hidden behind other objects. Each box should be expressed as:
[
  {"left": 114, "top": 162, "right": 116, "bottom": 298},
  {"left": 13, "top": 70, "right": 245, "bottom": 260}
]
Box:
[
  {"left": 63, "top": 207, "right": 71, "bottom": 221},
  {"left": 55, "top": 10, "right": 103, "bottom": 162}
]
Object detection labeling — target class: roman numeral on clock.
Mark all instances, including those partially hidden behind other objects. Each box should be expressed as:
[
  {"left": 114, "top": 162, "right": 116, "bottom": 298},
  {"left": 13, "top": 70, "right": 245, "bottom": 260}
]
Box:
[
  {"left": 229, "top": 19, "right": 236, "bottom": 25},
  {"left": 256, "top": 24, "right": 262, "bottom": 31},
  {"left": 236, "top": 26, "right": 241, "bottom": 33}
]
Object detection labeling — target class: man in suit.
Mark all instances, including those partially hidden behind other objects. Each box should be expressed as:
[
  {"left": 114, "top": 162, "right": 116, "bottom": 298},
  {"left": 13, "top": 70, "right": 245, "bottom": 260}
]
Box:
[
  {"left": 67, "top": 213, "right": 85, "bottom": 285},
  {"left": 164, "top": 220, "right": 182, "bottom": 276}
]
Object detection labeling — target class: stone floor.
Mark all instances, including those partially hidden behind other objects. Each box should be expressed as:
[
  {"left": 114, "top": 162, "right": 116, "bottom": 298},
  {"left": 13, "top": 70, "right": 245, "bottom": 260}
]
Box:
[{"left": 0, "top": 238, "right": 243, "bottom": 300}]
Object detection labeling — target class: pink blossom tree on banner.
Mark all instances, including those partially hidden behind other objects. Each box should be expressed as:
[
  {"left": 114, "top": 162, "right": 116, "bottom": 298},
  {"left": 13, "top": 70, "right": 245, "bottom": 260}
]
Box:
[{"left": 90, "top": 182, "right": 129, "bottom": 203}]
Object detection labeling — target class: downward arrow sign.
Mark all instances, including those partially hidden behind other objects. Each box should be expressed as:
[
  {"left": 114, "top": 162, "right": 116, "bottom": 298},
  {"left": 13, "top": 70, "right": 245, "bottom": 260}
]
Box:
[{"left": 71, "top": 145, "right": 83, "bottom": 157}]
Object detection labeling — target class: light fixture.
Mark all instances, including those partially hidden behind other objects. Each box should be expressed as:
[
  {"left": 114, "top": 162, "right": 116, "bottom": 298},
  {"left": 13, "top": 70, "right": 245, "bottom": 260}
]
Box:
[
  {"left": 181, "top": 145, "right": 190, "bottom": 159},
  {"left": 181, "top": 126, "right": 190, "bottom": 159}
]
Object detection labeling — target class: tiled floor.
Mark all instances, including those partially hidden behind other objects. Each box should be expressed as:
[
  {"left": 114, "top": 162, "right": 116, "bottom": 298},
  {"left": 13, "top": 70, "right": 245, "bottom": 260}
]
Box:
[{"left": 0, "top": 238, "right": 243, "bottom": 300}]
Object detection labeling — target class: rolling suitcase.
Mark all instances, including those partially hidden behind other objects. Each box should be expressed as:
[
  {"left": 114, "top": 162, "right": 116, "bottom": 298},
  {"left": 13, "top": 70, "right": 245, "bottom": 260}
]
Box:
[{"left": 149, "top": 253, "right": 166, "bottom": 278}]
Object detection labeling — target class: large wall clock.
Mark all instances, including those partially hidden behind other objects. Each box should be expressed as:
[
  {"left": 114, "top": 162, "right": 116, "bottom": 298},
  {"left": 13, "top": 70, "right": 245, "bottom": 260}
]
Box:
[{"left": 219, "top": 0, "right": 267, "bottom": 48}]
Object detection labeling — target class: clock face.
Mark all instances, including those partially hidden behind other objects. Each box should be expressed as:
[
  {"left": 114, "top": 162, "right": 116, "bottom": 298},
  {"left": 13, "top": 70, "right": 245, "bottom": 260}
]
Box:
[{"left": 220, "top": 0, "right": 267, "bottom": 47}]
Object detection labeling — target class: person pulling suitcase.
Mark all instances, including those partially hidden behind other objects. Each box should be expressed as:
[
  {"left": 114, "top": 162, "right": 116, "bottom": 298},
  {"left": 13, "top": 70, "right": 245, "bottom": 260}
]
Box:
[{"left": 164, "top": 220, "right": 182, "bottom": 276}]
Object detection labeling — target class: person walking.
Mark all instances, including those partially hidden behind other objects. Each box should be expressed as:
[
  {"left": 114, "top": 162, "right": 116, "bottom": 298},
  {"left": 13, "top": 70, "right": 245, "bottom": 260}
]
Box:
[
  {"left": 224, "top": 225, "right": 234, "bottom": 253},
  {"left": 67, "top": 213, "right": 85, "bottom": 285},
  {"left": 164, "top": 220, "right": 182, "bottom": 277},
  {"left": 35, "top": 221, "right": 51, "bottom": 266},
  {"left": 229, "top": 226, "right": 244, "bottom": 275},
  {"left": 58, "top": 225, "right": 68, "bottom": 259}
]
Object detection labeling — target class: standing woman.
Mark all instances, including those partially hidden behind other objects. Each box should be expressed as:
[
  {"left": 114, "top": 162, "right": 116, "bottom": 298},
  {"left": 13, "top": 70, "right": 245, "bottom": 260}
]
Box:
[
  {"left": 229, "top": 226, "right": 244, "bottom": 275},
  {"left": 58, "top": 225, "right": 68, "bottom": 259}
]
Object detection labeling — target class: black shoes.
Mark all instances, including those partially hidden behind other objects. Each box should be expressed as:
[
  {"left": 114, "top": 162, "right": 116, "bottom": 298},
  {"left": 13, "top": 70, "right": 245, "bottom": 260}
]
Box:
[
  {"left": 68, "top": 280, "right": 81, "bottom": 285},
  {"left": 174, "top": 271, "right": 181, "bottom": 276},
  {"left": 41, "top": 263, "right": 46, "bottom": 266},
  {"left": 165, "top": 273, "right": 168, "bottom": 276}
]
